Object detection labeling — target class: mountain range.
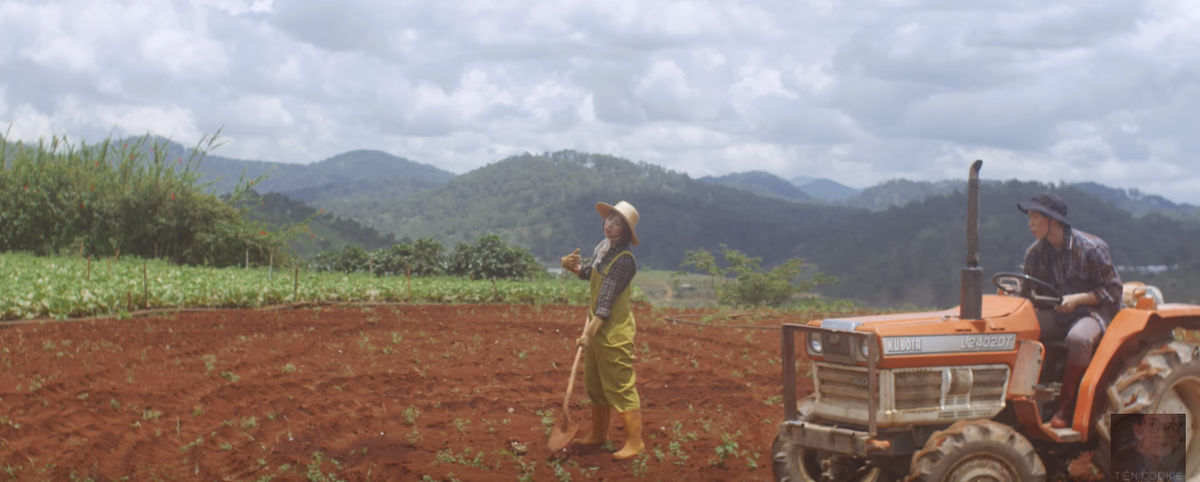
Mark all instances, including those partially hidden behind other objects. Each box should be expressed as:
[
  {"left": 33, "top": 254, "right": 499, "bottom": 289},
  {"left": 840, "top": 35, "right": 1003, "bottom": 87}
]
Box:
[{"left": 162, "top": 140, "right": 1200, "bottom": 308}]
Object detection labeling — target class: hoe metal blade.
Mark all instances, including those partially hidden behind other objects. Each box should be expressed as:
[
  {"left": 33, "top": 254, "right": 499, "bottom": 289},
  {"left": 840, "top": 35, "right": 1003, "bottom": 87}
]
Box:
[{"left": 547, "top": 346, "right": 584, "bottom": 451}]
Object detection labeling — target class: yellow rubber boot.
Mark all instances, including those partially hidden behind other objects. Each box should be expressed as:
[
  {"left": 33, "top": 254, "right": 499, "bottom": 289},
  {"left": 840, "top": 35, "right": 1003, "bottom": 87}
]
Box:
[
  {"left": 575, "top": 405, "right": 609, "bottom": 445},
  {"left": 612, "top": 410, "right": 645, "bottom": 460}
]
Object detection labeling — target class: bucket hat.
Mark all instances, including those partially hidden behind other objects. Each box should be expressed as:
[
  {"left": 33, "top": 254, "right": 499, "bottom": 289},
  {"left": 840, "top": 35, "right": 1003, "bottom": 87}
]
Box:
[{"left": 1018, "top": 193, "right": 1070, "bottom": 227}]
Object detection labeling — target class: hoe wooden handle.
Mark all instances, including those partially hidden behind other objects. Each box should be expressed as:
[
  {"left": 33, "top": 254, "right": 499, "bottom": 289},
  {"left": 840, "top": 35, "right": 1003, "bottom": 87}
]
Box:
[{"left": 562, "top": 347, "right": 583, "bottom": 419}]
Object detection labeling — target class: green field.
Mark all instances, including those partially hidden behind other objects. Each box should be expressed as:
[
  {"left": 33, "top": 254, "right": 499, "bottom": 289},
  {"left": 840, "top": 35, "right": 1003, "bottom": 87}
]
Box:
[
  {"left": 0, "top": 253, "right": 646, "bottom": 321},
  {"left": 632, "top": 269, "right": 720, "bottom": 308}
]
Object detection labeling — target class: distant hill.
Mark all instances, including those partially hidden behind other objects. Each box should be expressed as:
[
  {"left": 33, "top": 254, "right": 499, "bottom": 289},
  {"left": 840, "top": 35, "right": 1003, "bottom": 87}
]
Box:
[
  {"left": 836, "top": 178, "right": 1200, "bottom": 221},
  {"left": 806, "top": 180, "right": 1200, "bottom": 307},
  {"left": 141, "top": 138, "right": 455, "bottom": 194},
  {"left": 278, "top": 176, "right": 445, "bottom": 219},
  {"left": 797, "top": 178, "right": 860, "bottom": 201},
  {"left": 789, "top": 175, "right": 818, "bottom": 186},
  {"left": 1071, "top": 182, "right": 1198, "bottom": 218},
  {"left": 106, "top": 138, "right": 1199, "bottom": 308},
  {"left": 841, "top": 179, "right": 965, "bottom": 211},
  {"left": 203, "top": 149, "right": 454, "bottom": 194},
  {"left": 243, "top": 191, "right": 398, "bottom": 258},
  {"left": 280, "top": 150, "right": 1198, "bottom": 307},
  {"left": 698, "top": 171, "right": 812, "bottom": 201},
  {"left": 337, "top": 151, "right": 858, "bottom": 271}
]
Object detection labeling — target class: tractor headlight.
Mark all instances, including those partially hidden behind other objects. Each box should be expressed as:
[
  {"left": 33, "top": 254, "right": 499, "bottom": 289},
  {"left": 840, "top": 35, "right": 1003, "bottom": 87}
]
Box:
[
  {"left": 809, "top": 334, "right": 823, "bottom": 354},
  {"left": 860, "top": 341, "right": 870, "bottom": 359}
]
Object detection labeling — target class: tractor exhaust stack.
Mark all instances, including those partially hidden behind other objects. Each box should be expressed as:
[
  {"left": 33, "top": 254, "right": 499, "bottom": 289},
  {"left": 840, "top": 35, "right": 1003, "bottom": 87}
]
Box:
[{"left": 960, "top": 160, "right": 984, "bottom": 320}]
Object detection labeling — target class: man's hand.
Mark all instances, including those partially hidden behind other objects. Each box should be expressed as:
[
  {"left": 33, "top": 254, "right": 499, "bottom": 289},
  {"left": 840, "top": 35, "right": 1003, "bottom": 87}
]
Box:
[
  {"left": 560, "top": 248, "right": 582, "bottom": 275},
  {"left": 1056, "top": 293, "right": 1096, "bottom": 313},
  {"left": 576, "top": 315, "right": 603, "bottom": 348}
]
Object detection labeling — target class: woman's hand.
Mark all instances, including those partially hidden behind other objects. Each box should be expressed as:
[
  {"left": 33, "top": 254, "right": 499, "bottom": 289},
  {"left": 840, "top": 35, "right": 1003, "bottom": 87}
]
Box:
[
  {"left": 576, "top": 315, "right": 603, "bottom": 348},
  {"left": 560, "top": 248, "right": 582, "bottom": 275}
]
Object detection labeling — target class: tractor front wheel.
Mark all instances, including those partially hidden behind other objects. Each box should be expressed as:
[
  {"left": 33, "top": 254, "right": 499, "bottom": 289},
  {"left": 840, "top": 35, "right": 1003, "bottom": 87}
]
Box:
[{"left": 905, "top": 419, "right": 1046, "bottom": 482}]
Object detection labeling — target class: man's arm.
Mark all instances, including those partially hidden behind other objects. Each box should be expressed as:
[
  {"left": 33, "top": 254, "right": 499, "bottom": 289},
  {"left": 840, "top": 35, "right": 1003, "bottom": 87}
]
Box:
[
  {"left": 1087, "top": 243, "right": 1123, "bottom": 306},
  {"left": 1060, "top": 242, "right": 1122, "bottom": 311}
]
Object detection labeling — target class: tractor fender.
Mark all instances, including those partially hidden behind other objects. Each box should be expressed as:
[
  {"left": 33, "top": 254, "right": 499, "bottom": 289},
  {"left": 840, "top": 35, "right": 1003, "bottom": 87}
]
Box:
[{"left": 1074, "top": 306, "right": 1200, "bottom": 440}]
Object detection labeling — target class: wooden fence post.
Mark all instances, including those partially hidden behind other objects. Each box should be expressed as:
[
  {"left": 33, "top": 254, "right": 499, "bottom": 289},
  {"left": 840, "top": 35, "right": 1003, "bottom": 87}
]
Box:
[
  {"left": 268, "top": 252, "right": 274, "bottom": 282},
  {"left": 293, "top": 265, "right": 300, "bottom": 301},
  {"left": 86, "top": 256, "right": 92, "bottom": 281},
  {"left": 142, "top": 262, "right": 149, "bottom": 308}
]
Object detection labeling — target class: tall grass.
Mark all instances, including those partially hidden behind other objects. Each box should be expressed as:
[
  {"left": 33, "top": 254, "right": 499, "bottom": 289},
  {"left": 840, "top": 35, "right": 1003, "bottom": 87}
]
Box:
[{"left": 0, "top": 131, "right": 302, "bottom": 267}]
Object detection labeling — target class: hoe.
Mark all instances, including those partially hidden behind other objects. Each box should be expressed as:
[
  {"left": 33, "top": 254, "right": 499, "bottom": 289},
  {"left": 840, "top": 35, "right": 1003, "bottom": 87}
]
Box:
[{"left": 772, "top": 160, "right": 1200, "bottom": 481}]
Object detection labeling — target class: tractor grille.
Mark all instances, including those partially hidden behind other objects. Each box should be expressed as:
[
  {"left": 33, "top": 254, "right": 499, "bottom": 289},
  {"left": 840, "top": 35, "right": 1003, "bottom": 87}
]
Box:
[
  {"left": 894, "top": 370, "right": 942, "bottom": 410},
  {"left": 823, "top": 333, "right": 853, "bottom": 357},
  {"left": 814, "top": 363, "right": 1010, "bottom": 424},
  {"left": 814, "top": 364, "right": 873, "bottom": 410},
  {"left": 890, "top": 366, "right": 1009, "bottom": 412}
]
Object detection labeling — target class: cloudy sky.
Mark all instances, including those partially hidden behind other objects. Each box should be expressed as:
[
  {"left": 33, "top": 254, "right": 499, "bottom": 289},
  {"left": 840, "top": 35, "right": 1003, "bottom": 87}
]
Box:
[{"left": 2, "top": 0, "right": 1199, "bottom": 203}]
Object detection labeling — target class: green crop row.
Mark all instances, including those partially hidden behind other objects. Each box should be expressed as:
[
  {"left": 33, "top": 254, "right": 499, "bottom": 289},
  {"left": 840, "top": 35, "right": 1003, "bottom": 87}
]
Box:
[{"left": 0, "top": 252, "right": 644, "bottom": 321}]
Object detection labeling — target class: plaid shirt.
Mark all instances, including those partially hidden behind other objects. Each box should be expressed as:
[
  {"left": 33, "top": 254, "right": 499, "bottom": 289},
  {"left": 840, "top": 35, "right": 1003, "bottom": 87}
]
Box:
[
  {"left": 1022, "top": 228, "right": 1123, "bottom": 326},
  {"left": 577, "top": 241, "right": 636, "bottom": 320}
]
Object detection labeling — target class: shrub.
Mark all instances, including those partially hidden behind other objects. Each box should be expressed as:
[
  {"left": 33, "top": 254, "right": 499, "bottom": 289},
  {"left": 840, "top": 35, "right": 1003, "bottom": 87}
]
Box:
[
  {"left": 312, "top": 234, "right": 543, "bottom": 280},
  {"left": 0, "top": 132, "right": 305, "bottom": 267},
  {"left": 312, "top": 245, "right": 370, "bottom": 274},
  {"left": 371, "top": 237, "right": 445, "bottom": 276}
]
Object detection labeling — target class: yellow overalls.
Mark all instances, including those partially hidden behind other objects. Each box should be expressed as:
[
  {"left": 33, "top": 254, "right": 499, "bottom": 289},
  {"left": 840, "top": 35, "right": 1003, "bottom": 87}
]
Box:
[{"left": 583, "top": 250, "right": 640, "bottom": 412}]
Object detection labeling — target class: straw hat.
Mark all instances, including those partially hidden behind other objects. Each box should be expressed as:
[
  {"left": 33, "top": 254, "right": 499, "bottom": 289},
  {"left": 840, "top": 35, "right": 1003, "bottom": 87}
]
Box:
[{"left": 595, "top": 200, "right": 640, "bottom": 246}]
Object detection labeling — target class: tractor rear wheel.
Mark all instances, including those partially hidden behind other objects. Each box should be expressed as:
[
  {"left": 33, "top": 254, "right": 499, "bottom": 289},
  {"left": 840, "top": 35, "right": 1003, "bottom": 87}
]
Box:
[
  {"left": 772, "top": 397, "right": 883, "bottom": 482},
  {"left": 906, "top": 419, "right": 1046, "bottom": 482},
  {"left": 1093, "top": 340, "right": 1200, "bottom": 480}
]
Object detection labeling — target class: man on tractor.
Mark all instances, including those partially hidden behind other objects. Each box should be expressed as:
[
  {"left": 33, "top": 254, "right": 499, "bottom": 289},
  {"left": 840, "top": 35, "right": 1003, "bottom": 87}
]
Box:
[{"left": 1018, "top": 193, "right": 1123, "bottom": 429}]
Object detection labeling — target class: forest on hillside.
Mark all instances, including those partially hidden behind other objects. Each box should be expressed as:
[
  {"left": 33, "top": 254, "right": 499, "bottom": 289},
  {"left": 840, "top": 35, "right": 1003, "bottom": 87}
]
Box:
[{"left": 222, "top": 149, "right": 1200, "bottom": 309}]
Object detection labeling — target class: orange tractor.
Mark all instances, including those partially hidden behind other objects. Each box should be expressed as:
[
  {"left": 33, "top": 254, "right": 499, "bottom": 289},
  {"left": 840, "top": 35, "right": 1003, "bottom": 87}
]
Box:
[{"left": 772, "top": 161, "right": 1200, "bottom": 482}]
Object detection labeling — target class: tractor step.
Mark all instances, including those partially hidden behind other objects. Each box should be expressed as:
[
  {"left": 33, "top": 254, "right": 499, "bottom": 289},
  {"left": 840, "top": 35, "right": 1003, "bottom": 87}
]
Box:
[
  {"left": 1032, "top": 383, "right": 1060, "bottom": 401},
  {"left": 1046, "top": 426, "right": 1082, "bottom": 443}
]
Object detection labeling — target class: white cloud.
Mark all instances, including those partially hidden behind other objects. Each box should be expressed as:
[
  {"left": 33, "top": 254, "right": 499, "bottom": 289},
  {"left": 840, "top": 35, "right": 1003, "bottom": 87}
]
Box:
[
  {"left": 194, "top": 0, "right": 276, "bottom": 16},
  {"left": 5, "top": 104, "right": 56, "bottom": 141},
  {"left": 1, "top": 0, "right": 1198, "bottom": 203},
  {"left": 139, "top": 25, "right": 229, "bottom": 77},
  {"left": 92, "top": 102, "right": 203, "bottom": 142}
]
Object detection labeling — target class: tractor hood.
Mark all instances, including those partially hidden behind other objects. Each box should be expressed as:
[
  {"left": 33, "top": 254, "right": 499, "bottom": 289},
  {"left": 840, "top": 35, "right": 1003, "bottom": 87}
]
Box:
[
  {"left": 813, "top": 294, "right": 1028, "bottom": 331},
  {"left": 806, "top": 294, "right": 1039, "bottom": 367}
]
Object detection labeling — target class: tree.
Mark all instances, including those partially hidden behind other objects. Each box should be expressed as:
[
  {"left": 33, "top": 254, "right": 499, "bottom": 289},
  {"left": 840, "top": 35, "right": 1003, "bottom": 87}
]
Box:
[
  {"left": 447, "top": 233, "right": 544, "bottom": 280},
  {"left": 677, "top": 244, "right": 836, "bottom": 307}
]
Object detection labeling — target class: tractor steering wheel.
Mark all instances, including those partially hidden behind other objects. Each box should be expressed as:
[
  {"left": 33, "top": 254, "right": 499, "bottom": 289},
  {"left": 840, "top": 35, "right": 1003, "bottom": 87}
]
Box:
[{"left": 992, "top": 272, "right": 1062, "bottom": 308}]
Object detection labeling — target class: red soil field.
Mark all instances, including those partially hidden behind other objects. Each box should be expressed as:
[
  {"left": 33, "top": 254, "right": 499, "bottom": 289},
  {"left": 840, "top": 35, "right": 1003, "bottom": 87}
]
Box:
[
  {"left": 0, "top": 304, "right": 1100, "bottom": 481},
  {"left": 0, "top": 304, "right": 824, "bottom": 481}
]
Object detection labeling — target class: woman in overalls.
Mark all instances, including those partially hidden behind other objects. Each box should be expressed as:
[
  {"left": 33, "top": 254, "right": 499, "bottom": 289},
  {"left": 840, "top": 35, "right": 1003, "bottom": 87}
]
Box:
[{"left": 560, "top": 200, "right": 643, "bottom": 460}]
